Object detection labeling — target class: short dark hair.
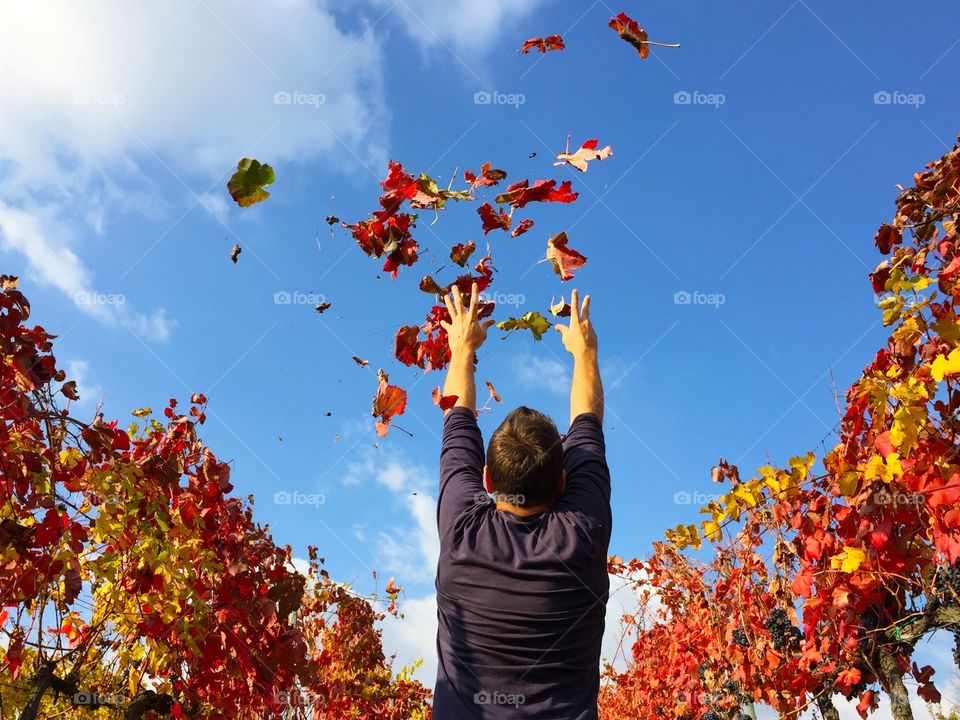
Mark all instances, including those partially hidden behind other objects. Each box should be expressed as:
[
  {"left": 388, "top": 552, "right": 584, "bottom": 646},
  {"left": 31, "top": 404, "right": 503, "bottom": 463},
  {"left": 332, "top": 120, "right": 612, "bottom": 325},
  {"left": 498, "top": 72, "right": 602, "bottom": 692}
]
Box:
[{"left": 486, "top": 406, "right": 564, "bottom": 507}]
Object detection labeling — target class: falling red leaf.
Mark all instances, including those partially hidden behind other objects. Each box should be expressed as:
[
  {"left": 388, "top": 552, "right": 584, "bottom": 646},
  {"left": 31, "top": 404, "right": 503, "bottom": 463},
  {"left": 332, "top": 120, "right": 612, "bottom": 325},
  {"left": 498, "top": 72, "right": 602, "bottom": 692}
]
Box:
[
  {"left": 608, "top": 12, "right": 679, "bottom": 59},
  {"left": 343, "top": 212, "right": 420, "bottom": 278},
  {"left": 546, "top": 232, "right": 587, "bottom": 281},
  {"left": 229, "top": 244, "right": 242, "bottom": 263},
  {"left": 495, "top": 179, "right": 578, "bottom": 209},
  {"left": 419, "top": 275, "right": 444, "bottom": 295},
  {"left": 478, "top": 202, "right": 512, "bottom": 234},
  {"left": 554, "top": 138, "right": 613, "bottom": 172},
  {"left": 485, "top": 381, "right": 502, "bottom": 403},
  {"left": 381, "top": 237, "right": 420, "bottom": 278},
  {"left": 432, "top": 386, "right": 458, "bottom": 411},
  {"left": 352, "top": 356, "right": 369, "bottom": 368},
  {"left": 395, "top": 325, "right": 421, "bottom": 367},
  {"left": 372, "top": 369, "right": 407, "bottom": 437},
  {"left": 464, "top": 162, "right": 507, "bottom": 191},
  {"left": 511, "top": 219, "right": 535, "bottom": 237},
  {"left": 609, "top": 12, "right": 649, "bottom": 58},
  {"left": 379, "top": 161, "right": 423, "bottom": 213},
  {"left": 315, "top": 302, "right": 332, "bottom": 313},
  {"left": 450, "top": 241, "right": 477, "bottom": 266},
  {"left": 520, "top": 34, "right": 565, "bottom": 54}
]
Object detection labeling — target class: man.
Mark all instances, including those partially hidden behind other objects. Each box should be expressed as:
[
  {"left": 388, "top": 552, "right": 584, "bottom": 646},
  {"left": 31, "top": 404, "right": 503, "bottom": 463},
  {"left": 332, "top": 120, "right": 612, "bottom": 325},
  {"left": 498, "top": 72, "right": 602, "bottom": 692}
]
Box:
[{"left": 433, "top": 282, "right": 610, "bottom": 719}]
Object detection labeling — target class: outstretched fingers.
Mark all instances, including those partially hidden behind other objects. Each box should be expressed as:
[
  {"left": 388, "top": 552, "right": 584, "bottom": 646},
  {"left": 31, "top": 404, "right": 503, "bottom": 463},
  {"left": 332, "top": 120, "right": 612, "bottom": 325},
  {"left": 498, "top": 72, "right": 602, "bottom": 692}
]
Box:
[
  {"left": 443, "top": 291, "right": 457, "bottom": 320},
  {"left": 451, "top": 285, "right": 465, "bottom": 316},
  {"left": 580, "top": 293, "right": 591, "bottom": 321},
  {"left": 570, "top": 288, "right": 580, "bottom": 324},
  {"left": 468, "top": 281, "right": 479, "bottom": 321}
]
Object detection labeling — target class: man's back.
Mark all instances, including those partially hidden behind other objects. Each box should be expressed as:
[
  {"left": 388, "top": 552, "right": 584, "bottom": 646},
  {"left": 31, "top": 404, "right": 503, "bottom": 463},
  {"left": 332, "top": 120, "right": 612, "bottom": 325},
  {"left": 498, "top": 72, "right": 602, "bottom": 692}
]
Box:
[{"left": 434, "top": 408, "right": 611, "bottom": 719}]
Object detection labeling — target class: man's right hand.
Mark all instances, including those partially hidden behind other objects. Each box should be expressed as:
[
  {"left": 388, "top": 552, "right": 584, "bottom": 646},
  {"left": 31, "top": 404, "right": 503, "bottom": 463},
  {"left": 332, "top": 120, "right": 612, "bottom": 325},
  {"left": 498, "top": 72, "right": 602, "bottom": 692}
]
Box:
[
  {"left": 555, "top": 289, "right": 597, "bottom": 359},
  {"left": 555, "top": 289, "right": 603, "bottom": 424}
]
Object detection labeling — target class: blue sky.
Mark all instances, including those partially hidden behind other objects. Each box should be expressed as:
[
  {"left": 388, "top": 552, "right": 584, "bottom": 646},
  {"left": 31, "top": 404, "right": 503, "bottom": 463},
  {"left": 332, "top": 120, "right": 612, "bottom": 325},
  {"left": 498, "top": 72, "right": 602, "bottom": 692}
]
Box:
[{"left": 2, "top": 0, "right": 958, "bottom": 710}]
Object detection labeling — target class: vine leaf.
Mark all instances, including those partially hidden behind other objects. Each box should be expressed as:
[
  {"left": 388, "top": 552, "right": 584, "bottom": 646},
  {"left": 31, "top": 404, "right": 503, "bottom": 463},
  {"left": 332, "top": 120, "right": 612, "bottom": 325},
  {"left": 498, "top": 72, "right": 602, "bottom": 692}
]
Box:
[
  {"left": 497, "top": 311, "right": 552, "bottom": 341},
  {"left": 227, "top": 158, "right": 275, "bottom": 207}
]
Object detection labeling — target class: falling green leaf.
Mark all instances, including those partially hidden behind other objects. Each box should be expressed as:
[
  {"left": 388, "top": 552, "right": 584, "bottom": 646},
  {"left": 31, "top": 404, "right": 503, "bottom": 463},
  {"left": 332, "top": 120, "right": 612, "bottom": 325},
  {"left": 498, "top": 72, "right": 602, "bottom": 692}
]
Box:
[
  {"left": 227, "top": 158, "right": 275, "bottom": 208},
  {"left": 497, "top": 311, "right": 552, "bottom": 341}
]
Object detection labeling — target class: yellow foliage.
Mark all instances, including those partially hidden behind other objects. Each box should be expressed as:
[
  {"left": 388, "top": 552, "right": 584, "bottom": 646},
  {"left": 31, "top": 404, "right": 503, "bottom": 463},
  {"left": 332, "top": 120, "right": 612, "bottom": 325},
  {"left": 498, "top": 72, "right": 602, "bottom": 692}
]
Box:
[{"left": 831, "top": 546, "right": 867, "bottom": 573}]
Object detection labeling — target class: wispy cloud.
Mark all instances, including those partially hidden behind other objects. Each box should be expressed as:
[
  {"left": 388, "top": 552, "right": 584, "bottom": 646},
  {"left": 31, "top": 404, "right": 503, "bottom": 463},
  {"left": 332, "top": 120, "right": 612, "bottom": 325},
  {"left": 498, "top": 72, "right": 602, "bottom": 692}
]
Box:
[
  {"left": 511, "top": 353, "right": 571, "bottom": 396},
  {"left": 0, "top": 1, "right": 389, "bottom": 340}
]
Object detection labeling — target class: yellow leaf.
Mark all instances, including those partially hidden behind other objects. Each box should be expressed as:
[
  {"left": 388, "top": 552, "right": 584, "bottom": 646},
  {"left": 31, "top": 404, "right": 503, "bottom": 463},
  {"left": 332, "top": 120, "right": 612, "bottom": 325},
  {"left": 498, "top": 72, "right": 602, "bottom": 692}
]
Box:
[
  {"left": 863, "top": 452, "right": 903, "bottom": 483},
  {"left": 931, "top": 348, "right": 960, "bottom": 381},
  {"left": 702, "top": 520, "right": 722, "bottom": 542},
  {"left": 838, "top": 471, "right": 860, "bottom": 497},
  {"left": 831, "top": 546, "right": 867, "bottom": 573}
]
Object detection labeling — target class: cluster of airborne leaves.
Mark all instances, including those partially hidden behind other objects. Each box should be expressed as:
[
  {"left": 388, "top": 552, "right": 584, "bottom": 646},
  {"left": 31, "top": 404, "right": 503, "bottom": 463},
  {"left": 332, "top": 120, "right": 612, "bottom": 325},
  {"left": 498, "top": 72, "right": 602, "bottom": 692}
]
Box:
[{"left": 224, "top": 10, "right": 678, "bottom": 437}]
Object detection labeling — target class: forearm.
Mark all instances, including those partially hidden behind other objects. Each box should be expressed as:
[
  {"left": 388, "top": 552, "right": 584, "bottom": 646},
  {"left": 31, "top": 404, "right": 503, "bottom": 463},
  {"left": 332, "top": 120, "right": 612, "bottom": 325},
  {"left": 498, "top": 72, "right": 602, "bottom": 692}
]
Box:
[
  {"left": 443, "top": 350, "right": 477, "bottom": 414},
  {"left": 570, "top": 350, "right": 603, "bottom": 424}
]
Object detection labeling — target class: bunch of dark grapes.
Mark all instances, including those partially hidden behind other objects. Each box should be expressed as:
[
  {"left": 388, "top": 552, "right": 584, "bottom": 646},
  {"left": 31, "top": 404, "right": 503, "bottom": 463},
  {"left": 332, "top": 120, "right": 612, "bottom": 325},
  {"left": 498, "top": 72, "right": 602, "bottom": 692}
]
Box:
[
  {"left": 732, "top": 627, "right": 749, "bottom": 647},
  {"left": 858, "top": 608, "right": 879, "bottom": 653},
  {"left": 724, "top": 680, "right": 741, "bottom": 696},
  {"left": 697, "top": 663, "right": 708, "bottom": 681},
  {"left": 953, "top": 630, "right": 960, "bottom": 669},
  {"left": 763, "top": 608, "right": 802, "bottom": 651},
  {"left": 848, "top": 664, "right": 870, "bottom": 697},
  {"left": 933, "top": 562, "right": 960, "bottom": 604},
  {"left": 701, "top": 711, "right": 721, "bottom": 720},
  {"left": 736, "top": 715, "right": 752, "bottom": 720}
]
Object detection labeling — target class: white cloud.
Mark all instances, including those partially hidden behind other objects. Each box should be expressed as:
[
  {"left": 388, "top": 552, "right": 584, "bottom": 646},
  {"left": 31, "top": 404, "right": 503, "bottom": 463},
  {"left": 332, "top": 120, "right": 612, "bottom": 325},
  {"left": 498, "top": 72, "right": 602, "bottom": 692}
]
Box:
[
  {"left": 371, "top": 0, "right": 547, "bottom": 57},
  {"left": 379, "top": 592, "right": 439, "bottom": 684},
  {"left": 512, "top": 353, "right": 571, "bottom": 396},
  {"left": 0, "top": 0, "right": 389, "bottom": 338},
  {"left": 197, "top": 192, "right": 230, "bottom": 225}
]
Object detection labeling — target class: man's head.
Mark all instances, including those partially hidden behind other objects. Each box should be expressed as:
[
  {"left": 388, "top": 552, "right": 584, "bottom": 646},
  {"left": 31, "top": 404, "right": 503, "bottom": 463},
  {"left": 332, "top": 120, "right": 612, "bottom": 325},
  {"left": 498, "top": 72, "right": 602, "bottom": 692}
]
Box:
[{"left": 484, "top": 406, "right": 565, "bottom": 510}]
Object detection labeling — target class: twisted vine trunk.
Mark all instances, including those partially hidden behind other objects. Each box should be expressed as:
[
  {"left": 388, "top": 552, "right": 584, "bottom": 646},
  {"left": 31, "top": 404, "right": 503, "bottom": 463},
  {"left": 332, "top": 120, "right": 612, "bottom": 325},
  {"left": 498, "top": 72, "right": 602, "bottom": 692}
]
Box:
[
  {"left": 123, "top": 690, "right": 174, "bottom": 720},
  {"left": 815, "top": 692, "right": 840, "bottom": 720},
  {"left": 19, "top": 663, "right": 76, "bottom": 720},
  {"left": 19, "top": 664, "right": 53, "bottom": 720},
  {"left": 876, "top": 644, "right": 913, "bottom": 720}
]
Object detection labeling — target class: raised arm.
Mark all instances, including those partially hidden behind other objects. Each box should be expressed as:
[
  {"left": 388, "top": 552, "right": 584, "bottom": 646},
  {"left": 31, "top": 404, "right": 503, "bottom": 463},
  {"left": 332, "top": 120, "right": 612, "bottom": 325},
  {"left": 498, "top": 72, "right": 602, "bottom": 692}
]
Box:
[
  {"left": 440, "top": 282, "right": 495, "bottom": 415},
  {"left": 555, "top": 289, "right": 603, "bottom": 424}
]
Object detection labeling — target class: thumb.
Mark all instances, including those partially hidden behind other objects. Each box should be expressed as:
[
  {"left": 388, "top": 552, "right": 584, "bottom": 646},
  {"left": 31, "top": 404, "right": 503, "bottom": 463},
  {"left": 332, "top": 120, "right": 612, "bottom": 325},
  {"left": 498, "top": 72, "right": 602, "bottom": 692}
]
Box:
[
  {"left": 439, "top": 320, "right": 452, "bottom": 332},
  {"left": 555, "top": 324, "right": 567, "bottom": 334},
  {"left": 481, "top": 319, "right": 496, "bottom": 329}
]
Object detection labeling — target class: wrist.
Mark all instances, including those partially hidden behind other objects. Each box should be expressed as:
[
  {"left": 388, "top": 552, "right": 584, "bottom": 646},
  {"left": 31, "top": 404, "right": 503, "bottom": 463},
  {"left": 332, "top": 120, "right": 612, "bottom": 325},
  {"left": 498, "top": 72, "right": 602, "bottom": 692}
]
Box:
[
  {"left": 573, "top": 348, "right": 598, "bottom": 364},
  {"left": 449, "top": 348, "right": 476, "bottom": 365}
]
